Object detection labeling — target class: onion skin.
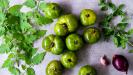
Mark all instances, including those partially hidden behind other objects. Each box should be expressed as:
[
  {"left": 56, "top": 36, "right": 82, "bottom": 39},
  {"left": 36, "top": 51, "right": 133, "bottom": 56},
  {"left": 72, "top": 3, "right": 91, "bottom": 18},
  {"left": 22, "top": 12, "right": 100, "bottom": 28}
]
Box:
[{"left": 112, "top": 55, "right": 129, "bottom": 74}]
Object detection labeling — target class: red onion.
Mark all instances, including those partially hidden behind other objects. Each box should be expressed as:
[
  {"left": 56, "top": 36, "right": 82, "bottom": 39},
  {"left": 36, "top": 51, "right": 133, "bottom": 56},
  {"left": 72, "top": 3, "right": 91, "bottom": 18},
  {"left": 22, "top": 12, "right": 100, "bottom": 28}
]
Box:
[{"left": 112, "top": 55, "right": 129, "bottom": 74}]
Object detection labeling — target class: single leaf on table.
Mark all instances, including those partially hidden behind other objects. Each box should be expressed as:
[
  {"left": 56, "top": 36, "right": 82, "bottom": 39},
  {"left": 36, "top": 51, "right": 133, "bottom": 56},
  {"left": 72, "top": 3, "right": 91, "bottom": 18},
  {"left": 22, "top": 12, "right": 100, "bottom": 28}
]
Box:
[
  {"left": 39, "top": 2, "right": 47, "bottom": 11},
  {"left": 0, "top": 0, "right": 9, "bottom": 9},
  {"left": 31, "top": 48, "right": 38, "bottom": 56},
  {"left": 120, "top": 39, "right": 126, "bottom": 49},
  {"left": 128, "top": 29, "right": 133, "bottom": 35},
  {"left": 33, "top": 11, "right": 53, "bottom": 25},
  {"left": 99, "top": 0, "right": 108, "bottom": 10},
  {"left": 0, "top": 44, "right": 10, "bottom": 54},
  {"left": 129, "top": 50, "right": 133, "bottom": 53},
  {"left": 26, "top": 11, "right": 33, "bottom": 18},
  {"left": 103, "top": 28, "right": 114, "bottom": 38},
  {"left": 20, "top": 22, "right": 32, "bottom": 32},
  {"left": 2, "top": 58, "right": 14, "bottom": 68},
  {"left": 26, "top": 68, "right": 35, "bottom": 75},
  {"left": 35, "top": 30, "right": 47, "bottom": 39},
  {"left": 32, "top": 52, "right": 46, "bottom": 65},
  {"left": 113, "top": 36, "right": 119, "bottom": 47},
  {"left": 35, "top": 15, "right": 53, "bottom": 25},
  {"left": 113, "top": 4, "right": 125, "bottom": 16},
  {"left": 108, "top": 2, "right": 116, "bottom": 11},
  {"left": 24, "top": 34, "right": 37, "bottom": 44},
  {"left": 118, "top": 34, "right": 128, "bottom": 49},
  {"left": 8, "top": 5, "right": 22, "bottom": 16},
  {"left": 0, "top": 11, "right": 5, "bottom": 25},
  {"left": 24, "top": 0, "right": 36, "bottom": 8},
  {"left": 101, "top": 14, "right": 114, "bottom": 27},
  {"left": 8, "top": 53, "right": 15, "bottom": 59},
  {"left": 6, "top": 14, "right": 20, "bottom": 25},
  {"left": 4, "top": 34, "right": 13, "bottom": 44},
  {"left": 8, "top": 67, "right": 20, "bottom": 75},
  {"left": 21, "top": 65, "right": 27, "bottom": 70},
  {"left": 117, "top": 22, "right": 128, "bottom": 30},
  {"left": 0, "top": 26, "right": 5, "bottom": 36}
]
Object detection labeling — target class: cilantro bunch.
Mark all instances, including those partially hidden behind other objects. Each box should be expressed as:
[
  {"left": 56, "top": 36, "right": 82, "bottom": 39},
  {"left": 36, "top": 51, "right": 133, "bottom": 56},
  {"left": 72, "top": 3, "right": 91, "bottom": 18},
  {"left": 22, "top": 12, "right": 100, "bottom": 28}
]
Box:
[
  {"left": 99, "top": 0, "right": 133, "bottom": 51},
  {"left": 0, "top": 0, "right": 53, "bottom": 75}
]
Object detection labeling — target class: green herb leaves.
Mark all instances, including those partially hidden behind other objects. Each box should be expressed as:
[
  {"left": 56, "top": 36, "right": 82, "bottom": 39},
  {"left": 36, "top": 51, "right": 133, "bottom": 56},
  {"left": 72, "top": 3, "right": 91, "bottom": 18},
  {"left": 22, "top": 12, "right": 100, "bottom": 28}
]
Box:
[
  {"left": 0, "top": 0, "right": 50, "bottom": 75},
  {"left": 8, "top": 67, "right": 20, "bottom": 75},
  {"left": 2, "top": 58, "right": 14, "bottom": 68},
  {"left": 27, "top": 68, "right": 35, "bottom": 75},
  {"left": 24, "top": 0, "right": 36, "bottom": 8},
  {"left": 32, "top": 52, "right": 46, "bottom": 65},
  {"left": 99, "top": 0, "right": 133, "bottom": 49},
  {"left": 33, "top": 11, "right": 53, "bottom": 25},
  {"left": 8, "top": 5, "right": 22, "bottom": 16},
  {"left": 0, "top": 43, "right": 11, "bottom": 54},
  {"left": 0, "top": 0, "right": 9, "bottom": 9},
  {"left": 99, "top": 0, "right": 108, "bottom": 10}
]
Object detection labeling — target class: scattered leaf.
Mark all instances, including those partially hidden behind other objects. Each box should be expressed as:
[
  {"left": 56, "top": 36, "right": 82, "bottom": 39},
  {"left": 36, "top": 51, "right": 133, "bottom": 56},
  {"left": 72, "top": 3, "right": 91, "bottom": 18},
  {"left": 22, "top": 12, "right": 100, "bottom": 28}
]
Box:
[
  {"left": 8, "top": 5, "right": 22, "bottom": 16},
  {"left": 26, "top": 68, "right": 35, "bottom": 75},
  {"left": 2, "top": 58, "right": 14, "bottom": 68},
  {"left": 39, "top": 2, "right": 47, "bottom": 11},
  {"left": 129, "top": 50, "right": 133, "bottom": 53},
  {"left": 36, "top": 30, "right": 47, "bottom": 39},
  {"left": 128, "top": 29, "right": 133, "bottom": 35},
  {"left": 0, "top": 0, "right": 9, "bottom": 9},
  {"left": 8, "top": 67, "right": 20, "bottom": 75},
  {"left": 24, "top": 0, "right": 36, "bottom": 8},
  {"left": 0, "top": 44, "right": 10, "bottom": 54},
  {"left": 32, "top": 52, "right": 46, "bottom": 65}
]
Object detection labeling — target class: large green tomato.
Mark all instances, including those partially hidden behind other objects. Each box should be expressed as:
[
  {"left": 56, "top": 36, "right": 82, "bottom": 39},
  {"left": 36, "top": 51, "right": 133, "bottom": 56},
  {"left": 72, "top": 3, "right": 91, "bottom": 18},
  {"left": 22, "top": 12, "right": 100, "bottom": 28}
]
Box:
[
  {"left": 46, "top": 60, "right": 63, "bottom": 75},
  {"left": 83, "top": 27, "right": 100, "bottom": 44},
  {"left": 66, "top": 34, "right": 84, "bottom": 51},
  {"left": 44, "top": 3, "right": 62, "bottom": 19},
  {"left": 79, "top": 65, "right": 97, "bottom": 75},
  {"left": 42, "top": 34, "right": 64, "bottom": 55},
  {"left": 54, "top": 14, "right": 78, "bottom": 36},
  {"left": 80, "top": 9, "right": 96, "bottom": 26},
  {"left": 61, "top": 51, "right": 77, "bottom": 69}
]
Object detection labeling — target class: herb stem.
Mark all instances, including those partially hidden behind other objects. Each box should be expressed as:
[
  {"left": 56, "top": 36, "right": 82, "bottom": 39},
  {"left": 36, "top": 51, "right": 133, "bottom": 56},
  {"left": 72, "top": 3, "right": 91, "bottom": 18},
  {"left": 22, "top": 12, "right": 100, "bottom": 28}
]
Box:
[{"left": 128, "top": 41, "right": 133, "bottom": 47}]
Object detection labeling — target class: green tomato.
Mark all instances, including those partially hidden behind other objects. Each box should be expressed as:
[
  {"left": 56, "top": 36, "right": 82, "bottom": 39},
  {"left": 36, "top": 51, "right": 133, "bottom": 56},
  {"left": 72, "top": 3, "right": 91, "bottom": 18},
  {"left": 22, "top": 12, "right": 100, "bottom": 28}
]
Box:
[
  {"left": 61, "top": 51, "right": 77, "bottom": 69},
  {"left": 66, "top": 34, "right": 84, "bottom": 51},
  {"left": 83, "top": 27, "right": 100, "bottom": 44},
  {"left": 80, "top": 9, "right": 96, "bottom": 26},
  {"left": 54, "top": 14, "right": 78, "bottom": 36},
  {"left": 79, "top": 65, "right": 97, "bottom": 75},
  {"left": 46, "top": 60, "right": 63, "bottom": 75},
  {"left": 44, "top": 3, "right": 61, "bottom": 19},
  {"left": 42, "top": 34, "right": 64, "bottom": 55}
]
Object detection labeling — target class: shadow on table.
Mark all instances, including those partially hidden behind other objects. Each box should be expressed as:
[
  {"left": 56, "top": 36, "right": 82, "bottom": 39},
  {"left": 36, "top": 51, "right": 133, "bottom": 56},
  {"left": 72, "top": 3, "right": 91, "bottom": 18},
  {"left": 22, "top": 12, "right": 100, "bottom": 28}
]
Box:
[
  {"left": 58, "top": 2, "right": 72, "bottom": 14},
  {"left": 76, "top": 44, "right": 110, "bottom": 75},
  {"left": 92, "top": 64, "right": 110, "bottom": 75}
]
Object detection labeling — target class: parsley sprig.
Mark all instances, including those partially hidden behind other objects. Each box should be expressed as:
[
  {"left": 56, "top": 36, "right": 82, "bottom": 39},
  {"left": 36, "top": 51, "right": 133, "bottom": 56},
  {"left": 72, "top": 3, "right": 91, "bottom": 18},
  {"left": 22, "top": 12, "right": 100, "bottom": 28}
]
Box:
[
  {"left": 0, "top": 0, "right": 52, "bottom": 75},
  {"left": 99, "top": 0, "right": 133, "bottom": 50}
]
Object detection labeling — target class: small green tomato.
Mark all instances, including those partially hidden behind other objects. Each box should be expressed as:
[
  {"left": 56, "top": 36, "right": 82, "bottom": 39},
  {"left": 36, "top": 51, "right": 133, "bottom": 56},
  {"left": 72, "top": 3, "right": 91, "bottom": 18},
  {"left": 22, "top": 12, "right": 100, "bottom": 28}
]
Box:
[
  {"left": 83, "top": 27, "right": 100, "bottom": 44},
  {"left": 54, "top": 14, "right": 78, "bottom": 36},
  {"left": 46, "top": 60, "right": 63, "bottom": 75},
  {"left": 42, "top": 34, "right": 64, "bottom": 55},
  {"left": 44, "top": 3, "right": 62, "bottom": 19},
  {"left": 66, "top": 34, "right": 84, "bottom": 51},
  {"left": 80, "top": 9, "right": 96, "bottom": 26},
  {"left": 61, "top": 51, "right": 77, "bottom": 69},
  {"left": 79, "top": 65, "right": 97, "bottom": 75}
]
